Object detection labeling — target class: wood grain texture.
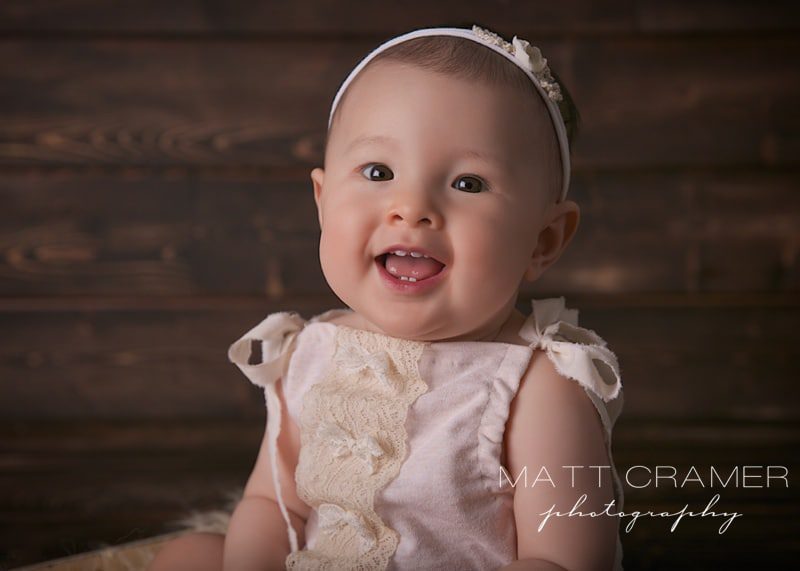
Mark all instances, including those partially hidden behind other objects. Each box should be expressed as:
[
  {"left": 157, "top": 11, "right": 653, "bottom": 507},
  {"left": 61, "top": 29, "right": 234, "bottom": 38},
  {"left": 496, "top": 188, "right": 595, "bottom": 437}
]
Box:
[
  {"left": 1, "top": 36, "right": 798, "bottom": 169},
  {"left": 1, "top": 1, "right": 798, "bottom": 33}
]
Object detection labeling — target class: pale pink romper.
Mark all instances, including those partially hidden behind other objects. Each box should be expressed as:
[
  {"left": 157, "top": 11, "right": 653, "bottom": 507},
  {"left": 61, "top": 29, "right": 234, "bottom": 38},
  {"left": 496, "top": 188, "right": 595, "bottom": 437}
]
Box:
[{"left": 228, "top": 297, "right": 625, "bottom": 570}]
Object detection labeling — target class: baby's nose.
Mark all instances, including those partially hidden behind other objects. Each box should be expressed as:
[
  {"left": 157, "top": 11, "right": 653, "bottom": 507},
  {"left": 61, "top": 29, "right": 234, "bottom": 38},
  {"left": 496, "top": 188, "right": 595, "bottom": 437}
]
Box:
[
  {"left": 384, "top": 186, "right": 443, "bottom": 228},
  {"left": 386, "top": 198, "right": 442, "bottom": 228}
]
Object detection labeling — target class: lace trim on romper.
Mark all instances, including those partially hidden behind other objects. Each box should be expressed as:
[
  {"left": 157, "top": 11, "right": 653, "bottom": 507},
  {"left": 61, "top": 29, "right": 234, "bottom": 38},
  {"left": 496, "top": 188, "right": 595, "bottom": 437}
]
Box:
[{"left": 286, "top": 326, "right": 428, "bottom": 570}]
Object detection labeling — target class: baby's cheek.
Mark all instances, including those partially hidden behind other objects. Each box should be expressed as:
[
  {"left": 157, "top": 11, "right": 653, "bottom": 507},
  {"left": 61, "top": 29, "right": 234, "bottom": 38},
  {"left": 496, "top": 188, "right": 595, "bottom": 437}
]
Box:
[
  {"left": 318, "top": 217, "right": 372, "bottom": 297},
  {"left": 318, "top": 226, "right": 349, "bottom": 287},
  {"left": 461, "top": 222, "right": 518, "bottom": 273},
  {"left": 455, "top": 229, "right": 518, "bottom": 292},
  {"left": 459, "top": 241, "right": 494, "bottom": 279}
]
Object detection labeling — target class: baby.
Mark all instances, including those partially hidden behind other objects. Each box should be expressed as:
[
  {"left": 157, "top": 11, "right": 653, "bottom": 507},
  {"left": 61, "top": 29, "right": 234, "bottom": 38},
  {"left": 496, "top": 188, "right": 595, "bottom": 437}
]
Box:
[{"left": 148, "top": 23, "right": 625, "bottom": 571}]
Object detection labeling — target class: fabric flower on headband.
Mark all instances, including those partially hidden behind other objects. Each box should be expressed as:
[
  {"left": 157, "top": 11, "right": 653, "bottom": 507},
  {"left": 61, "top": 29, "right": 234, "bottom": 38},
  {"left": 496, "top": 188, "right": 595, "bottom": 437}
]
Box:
[{"left": 471, "top": 25, "right": 563, "bottom": 103}]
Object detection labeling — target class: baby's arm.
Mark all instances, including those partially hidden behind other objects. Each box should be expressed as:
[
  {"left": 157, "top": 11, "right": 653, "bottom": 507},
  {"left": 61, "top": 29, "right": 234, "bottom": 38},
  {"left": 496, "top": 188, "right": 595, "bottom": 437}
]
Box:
[
  {"left": 502, "top": 349, "right": 617, "bottom": 571},
  {"left": 223, "top": 376, "right": 310, "bottom": 571}
]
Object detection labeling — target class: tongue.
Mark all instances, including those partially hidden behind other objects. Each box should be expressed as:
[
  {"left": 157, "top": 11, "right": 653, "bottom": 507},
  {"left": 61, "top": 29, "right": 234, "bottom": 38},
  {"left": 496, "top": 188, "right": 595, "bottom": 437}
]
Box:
[{"left": 385, "top": 254, "right": 444, "bottom": 280}]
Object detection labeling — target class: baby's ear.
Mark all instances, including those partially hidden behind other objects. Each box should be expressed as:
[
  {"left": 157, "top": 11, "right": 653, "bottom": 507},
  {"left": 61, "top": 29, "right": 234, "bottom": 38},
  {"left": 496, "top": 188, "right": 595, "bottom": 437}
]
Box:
[
  {"left": 310, "top": 167, "right": 325, "bottom": 228},
  {"left": 524, "top": 200, "right": 580, "bottom": 282}
]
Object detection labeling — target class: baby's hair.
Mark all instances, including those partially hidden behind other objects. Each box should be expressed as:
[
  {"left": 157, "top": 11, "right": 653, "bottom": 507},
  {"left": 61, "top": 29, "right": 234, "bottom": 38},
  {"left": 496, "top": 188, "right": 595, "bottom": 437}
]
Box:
[{"left": 325, "top": 23, "right": 581, "bottom": 204}]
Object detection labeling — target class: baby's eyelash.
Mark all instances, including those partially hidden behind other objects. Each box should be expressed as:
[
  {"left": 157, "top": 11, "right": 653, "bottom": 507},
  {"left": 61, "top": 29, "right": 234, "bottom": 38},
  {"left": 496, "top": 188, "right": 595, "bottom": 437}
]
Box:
[
  {"left": 357, "top": 162, "right": 492, "bottom": 192},
  {"left": 455, "top": 174, "right": 491, "bottom": 193}
]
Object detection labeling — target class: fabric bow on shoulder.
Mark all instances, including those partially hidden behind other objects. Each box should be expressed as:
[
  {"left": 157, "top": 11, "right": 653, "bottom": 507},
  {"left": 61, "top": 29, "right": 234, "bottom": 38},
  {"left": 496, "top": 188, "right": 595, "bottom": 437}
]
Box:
[
  {"left": 227, "top": 311, "right": 307, "bottom": 388},
  {"left": 518, "top": 297, "right": 622, "bottom": 402}
]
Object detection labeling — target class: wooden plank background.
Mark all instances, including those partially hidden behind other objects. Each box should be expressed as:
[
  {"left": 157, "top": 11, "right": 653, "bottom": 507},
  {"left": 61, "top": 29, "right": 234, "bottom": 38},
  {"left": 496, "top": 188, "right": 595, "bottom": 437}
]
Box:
[{"left": 2, "top": 1, "right": 799, "bottom": 568}]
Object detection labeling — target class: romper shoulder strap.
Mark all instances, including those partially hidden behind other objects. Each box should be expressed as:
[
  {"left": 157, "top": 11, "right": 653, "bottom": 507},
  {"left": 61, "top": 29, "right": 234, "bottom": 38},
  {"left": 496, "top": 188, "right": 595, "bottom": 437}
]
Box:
[
  {"left": 228, "top": 310, "right": 307, "bottom": 554},
  {"left": 518, "top": 297, "right": 622, "bottom": 403}
]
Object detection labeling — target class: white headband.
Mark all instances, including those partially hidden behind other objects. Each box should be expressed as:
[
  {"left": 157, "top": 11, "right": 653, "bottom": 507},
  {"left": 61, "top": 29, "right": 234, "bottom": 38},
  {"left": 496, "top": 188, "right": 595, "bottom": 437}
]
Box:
[{"left": 327, "top": 25, "right": 572, "bottom": 202}]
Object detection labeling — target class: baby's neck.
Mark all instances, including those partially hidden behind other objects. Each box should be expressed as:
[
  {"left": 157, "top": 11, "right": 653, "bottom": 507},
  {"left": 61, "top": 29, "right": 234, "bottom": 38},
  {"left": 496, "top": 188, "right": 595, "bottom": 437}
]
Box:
[
  {"left": 490, "top": 308, "right": 528, "bottom": 345},
  {"left": 335, "top": 307, "right": 528, "bottom": 345}
]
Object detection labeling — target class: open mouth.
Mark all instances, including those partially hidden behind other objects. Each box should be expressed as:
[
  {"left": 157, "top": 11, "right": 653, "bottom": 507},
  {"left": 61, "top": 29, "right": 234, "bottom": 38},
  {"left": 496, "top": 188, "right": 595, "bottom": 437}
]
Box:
[{"left": 374, "top": 249, "right": 446, "bottom": 283}]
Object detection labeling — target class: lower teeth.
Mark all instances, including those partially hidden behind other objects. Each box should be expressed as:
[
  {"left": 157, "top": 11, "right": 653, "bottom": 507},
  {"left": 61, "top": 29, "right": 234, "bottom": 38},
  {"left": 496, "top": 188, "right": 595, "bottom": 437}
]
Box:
[{"left": 379, "top": 256, "right": 421, "bottom": 282}]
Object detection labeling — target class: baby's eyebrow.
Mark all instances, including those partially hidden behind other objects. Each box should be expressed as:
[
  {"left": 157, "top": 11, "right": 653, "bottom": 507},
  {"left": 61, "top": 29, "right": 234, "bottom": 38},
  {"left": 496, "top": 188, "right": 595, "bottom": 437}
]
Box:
[
  {"left": 345, "top": 134, "right": 399, "bottom": 154},
  {"left": 456, "top": 147, "right": 507, "bottom": 168},
  {"left": 345, "top": 134, "right": 507, "bottom": 167}
]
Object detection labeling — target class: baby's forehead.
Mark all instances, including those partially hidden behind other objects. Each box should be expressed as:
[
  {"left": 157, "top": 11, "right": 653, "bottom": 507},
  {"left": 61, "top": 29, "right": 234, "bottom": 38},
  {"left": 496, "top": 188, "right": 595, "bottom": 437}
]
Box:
[{"left": 331, "top": 61, "right": 553, "bottom": 151}]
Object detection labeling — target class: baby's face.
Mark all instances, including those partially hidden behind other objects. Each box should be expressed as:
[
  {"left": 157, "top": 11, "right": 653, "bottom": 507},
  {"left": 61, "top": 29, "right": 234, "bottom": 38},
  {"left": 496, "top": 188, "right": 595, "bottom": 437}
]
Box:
[{"left": 311, "top": 61, "right": 559, "bottom": 341}]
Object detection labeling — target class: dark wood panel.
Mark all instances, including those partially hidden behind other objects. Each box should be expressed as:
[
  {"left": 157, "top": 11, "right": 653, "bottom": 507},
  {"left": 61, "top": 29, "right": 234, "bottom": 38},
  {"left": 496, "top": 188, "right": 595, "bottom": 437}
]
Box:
[
  {"left": 0, "top": 308, "right": 272, "bottom": 421},
  {"left": 539, "top": 169, "right": 800, "bottom": 294},
  {"left": 0, "top": 420, "right": 258, "bottom": 569},
  {"left": 0, "top": 170, "right": 325, "bottom": 297},
  {"left": 570, "top": 37, "right": 800, "bottom": 169},
  {"left": 638, "top": 0, "right": 800, "bottom": 32},
  {"left": 591, "top": 303, "right": 799, "bottom": 421},
  {"left": 0, "top": 0, "right": 635, "bottom": 34},
  {"left": 1, "top": 1, "right": 798, "bottom": 33},
  {"left": 1, "top": 37, "right": 798, "bottom": 169},
  {"left": 1, "top": 418, "right": 797, "bottom": 568},
  {"left": 1, "top": 170, "right": 797, "bottom": 297},
  {"left": 1, "top": 302, "right": 798, "bottom": 420}
]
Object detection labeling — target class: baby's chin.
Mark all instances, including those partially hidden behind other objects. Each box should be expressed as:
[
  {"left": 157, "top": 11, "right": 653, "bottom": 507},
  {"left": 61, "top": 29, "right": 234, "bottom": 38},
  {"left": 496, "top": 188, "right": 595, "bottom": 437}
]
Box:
[{"left": 345, "top": 306, "right": 451, "bottom": 341}]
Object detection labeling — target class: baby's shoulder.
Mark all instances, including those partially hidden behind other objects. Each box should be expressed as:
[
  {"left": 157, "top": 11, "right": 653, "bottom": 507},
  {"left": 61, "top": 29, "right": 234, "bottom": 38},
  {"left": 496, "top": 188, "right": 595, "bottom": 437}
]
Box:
[{"left": 505, "top": 346, "right": 615, "bottom": 478}]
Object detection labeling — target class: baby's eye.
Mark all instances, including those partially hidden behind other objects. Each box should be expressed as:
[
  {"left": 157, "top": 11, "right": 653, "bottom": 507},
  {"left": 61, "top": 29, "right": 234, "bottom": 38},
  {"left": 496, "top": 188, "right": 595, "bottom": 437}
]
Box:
[
  {"left": 453, "top": 175, "right": 488, "bottom": 193},
  {"left": 360, "top": 163, "right": 394, "bottom": 181}
]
